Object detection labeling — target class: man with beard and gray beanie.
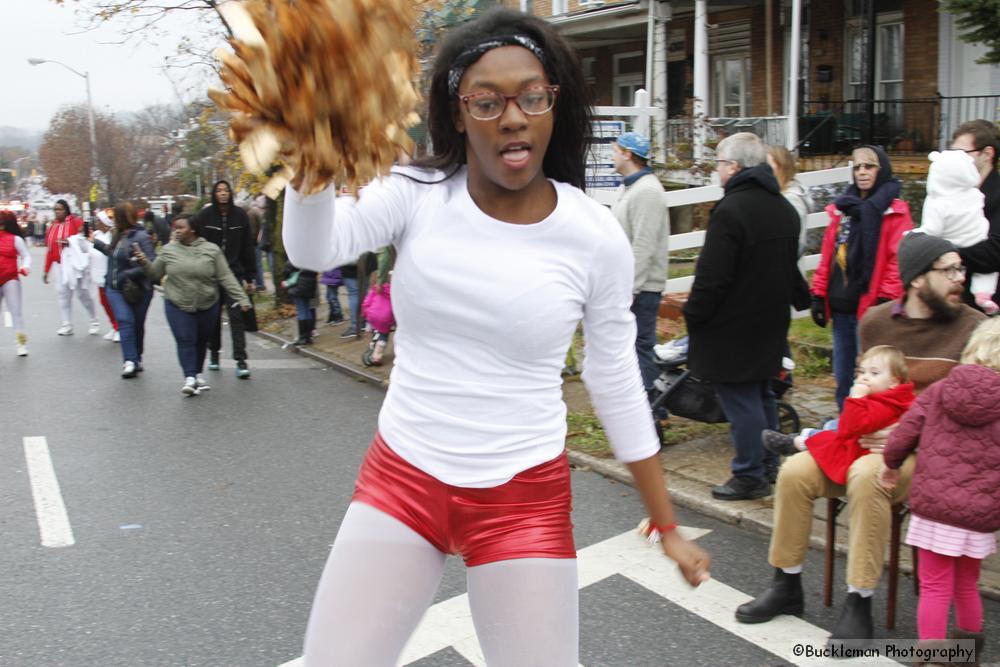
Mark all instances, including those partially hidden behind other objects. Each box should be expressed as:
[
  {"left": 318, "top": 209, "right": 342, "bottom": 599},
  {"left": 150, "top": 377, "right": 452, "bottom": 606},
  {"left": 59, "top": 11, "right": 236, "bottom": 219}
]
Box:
[{"left": 736, "top": 231, "right": 983, "bottom": 648}]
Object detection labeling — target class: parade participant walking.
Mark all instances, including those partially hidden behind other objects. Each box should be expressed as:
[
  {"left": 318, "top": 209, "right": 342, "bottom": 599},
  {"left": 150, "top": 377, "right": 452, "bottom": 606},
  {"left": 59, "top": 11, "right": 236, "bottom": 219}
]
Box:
[
  {"left": 684, "top": 132, "right": 806, "bottom": 500},
  {"left": 90, "top": 202, "right": 156, "bottom": 378},
  {"left": 135, "top": 215, "right": 250, "bottom": 396},
  {"left": 192, "top": 180, "right": 256, "bottom": 378},
  {"left": 43, "top": 199, "right": 100, "bottom": 336},
  {"left": 880, "top": 318, "right": 1000, "bottom": 655},
  {"left": 810, "top": 145, "right": 912, "bottom": 411},
  {"left": 736, "top": 233, "right": 984, "bottom": 646},
  {"left": 0, "top": 211, "right": 31, "bottom": 356},
  {"left": 90, "top": 210, "right": 119, "bottom": 342},
  {"left": 610, "top": 131, "right": 669, "bottom": 404},
  {"left": 281, "top": 9, "right": 709, "bottom": 665}
]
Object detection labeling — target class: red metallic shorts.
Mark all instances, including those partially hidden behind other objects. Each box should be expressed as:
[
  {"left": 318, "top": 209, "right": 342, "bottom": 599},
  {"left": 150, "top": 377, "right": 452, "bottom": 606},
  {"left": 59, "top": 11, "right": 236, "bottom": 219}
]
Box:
[{"left": 352, "top": 433, "right": 576, "bottom": 567}]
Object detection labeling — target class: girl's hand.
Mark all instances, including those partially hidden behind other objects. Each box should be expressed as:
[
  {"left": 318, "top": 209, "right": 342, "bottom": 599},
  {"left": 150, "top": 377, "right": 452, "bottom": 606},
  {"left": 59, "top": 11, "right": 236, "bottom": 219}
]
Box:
[
  {"left": 18, "top": 267, "right": 29, "bottom": 277},
  {"left": 878, "top": 463, "right": 900, "bottom": 490},
  {"left": 661, "top": 531, "right": 711, "bottom": 587},
  {"left": 280, "top": 281, "right": 287, "bottom": 288}
]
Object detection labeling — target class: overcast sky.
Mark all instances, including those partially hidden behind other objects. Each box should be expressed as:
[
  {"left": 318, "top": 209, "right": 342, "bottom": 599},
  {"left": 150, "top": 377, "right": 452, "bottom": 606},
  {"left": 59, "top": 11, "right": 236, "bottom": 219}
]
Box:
[{"left": 4, "top": 2, "right": 219, "bottom": 131}]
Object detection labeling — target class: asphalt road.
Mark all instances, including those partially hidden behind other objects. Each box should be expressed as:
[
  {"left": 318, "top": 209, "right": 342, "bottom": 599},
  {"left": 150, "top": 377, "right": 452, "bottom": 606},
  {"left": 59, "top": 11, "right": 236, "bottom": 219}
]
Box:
[{"left": 3, "top": 246, "right": 998, "bottom": 666}]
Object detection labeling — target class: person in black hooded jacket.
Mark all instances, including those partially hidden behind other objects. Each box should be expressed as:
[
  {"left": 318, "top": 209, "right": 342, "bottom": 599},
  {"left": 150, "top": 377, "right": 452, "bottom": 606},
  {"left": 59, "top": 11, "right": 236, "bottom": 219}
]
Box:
[
  {"left": 683, "top": 132, "right": 805, "bottom": 502},
  {"left": 192, "top": 180, "right": 257, "bottom": 378}
]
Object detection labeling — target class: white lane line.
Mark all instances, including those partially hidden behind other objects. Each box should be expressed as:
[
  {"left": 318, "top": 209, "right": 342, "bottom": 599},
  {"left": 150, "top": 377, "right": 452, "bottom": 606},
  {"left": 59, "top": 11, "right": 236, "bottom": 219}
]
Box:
[{"left": 22, "top": 436, "right": 75, "bottom": 548}]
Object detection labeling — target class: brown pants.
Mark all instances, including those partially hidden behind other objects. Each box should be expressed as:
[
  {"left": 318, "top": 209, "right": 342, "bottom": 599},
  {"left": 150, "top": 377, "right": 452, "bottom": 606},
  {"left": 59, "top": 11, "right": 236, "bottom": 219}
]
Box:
[{"left": 768, "top": 450, "right": 916, "bottom": 589}]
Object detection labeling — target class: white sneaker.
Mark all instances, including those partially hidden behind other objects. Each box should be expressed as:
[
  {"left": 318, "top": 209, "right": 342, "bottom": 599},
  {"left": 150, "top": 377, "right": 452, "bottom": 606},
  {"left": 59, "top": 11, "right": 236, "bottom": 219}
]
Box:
[
  {"left": 195, "top": 375, "right": 210, "bottom": 391},
  {"left": 182, "top": 376, "right": 198, "bottom": 396},
  {"left": 112, "top": 330, "right": 120, "bottom": 343},
  {"left": 88, "top": 320, "right": 101, "bottom": 335},
  {"left": 122, "top": 361, "right": 137, "bottom": 378},
  {"left": 103, "top": 330, "right": 115, "bottom": 341},
  {"left": 57, "top": 323, "right": 73, "bottom": 336},
  {"left": 16, "top": 343, "right": 28, "bottom": 357}
]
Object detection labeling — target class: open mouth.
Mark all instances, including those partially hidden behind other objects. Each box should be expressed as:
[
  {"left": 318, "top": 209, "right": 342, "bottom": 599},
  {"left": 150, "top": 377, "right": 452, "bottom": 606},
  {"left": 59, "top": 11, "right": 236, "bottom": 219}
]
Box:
[{"left": 500, "top": 143, "right": 531, "bottom": 169}]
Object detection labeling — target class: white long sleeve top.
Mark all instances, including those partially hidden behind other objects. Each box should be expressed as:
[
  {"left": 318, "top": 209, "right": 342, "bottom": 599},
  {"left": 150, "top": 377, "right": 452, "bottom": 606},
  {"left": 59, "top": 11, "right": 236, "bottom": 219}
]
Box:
[{"left": 283, "top": 166, "right": 659, "bottom": 487}]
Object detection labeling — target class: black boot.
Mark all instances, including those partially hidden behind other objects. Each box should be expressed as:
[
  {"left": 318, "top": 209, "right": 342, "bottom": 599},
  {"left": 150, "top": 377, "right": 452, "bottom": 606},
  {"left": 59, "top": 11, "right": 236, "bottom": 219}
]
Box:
[
  {"left": 951, "top": 628, "right": 985, "bottom": 666},
  {"left": 303, "top": 318, "right": 314, "bottom": 344},
  {"left": 293, "top": 319, "right": 308, "bottom": 345},
  {"left": 735, "top": 568, "right": 804, "bottom": 623},
  {"left": 827, "top": 592, "right": 874, "bottom": 647}
]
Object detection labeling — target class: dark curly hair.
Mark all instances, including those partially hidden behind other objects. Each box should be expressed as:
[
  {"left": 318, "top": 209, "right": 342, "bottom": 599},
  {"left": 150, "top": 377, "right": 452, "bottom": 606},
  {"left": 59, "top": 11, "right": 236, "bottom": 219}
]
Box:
[
  {"left": 414, "top": 7, "right": 592, "bottom": 190},
  {"left": 0, "top": 211, "right": 21, "bottom": 236}
]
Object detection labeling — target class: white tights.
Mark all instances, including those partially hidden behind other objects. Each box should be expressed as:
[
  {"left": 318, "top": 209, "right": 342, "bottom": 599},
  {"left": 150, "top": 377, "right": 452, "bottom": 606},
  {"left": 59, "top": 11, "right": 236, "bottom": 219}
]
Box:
[
  {"left": 56, "top": 274, "right": 96, "bottom": 324},
  {"left": 303, "top": 502, "right": 579, "bottom": 666},
  {"left": 0, "top": 280, "right": 24, "bottom": 331}
]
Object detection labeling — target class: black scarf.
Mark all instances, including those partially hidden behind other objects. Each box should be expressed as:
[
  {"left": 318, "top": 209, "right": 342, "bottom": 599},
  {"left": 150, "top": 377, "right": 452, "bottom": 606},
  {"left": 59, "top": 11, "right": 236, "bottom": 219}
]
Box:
[{"left": 832, "top": 145, "right": 900, "bottom": 291}]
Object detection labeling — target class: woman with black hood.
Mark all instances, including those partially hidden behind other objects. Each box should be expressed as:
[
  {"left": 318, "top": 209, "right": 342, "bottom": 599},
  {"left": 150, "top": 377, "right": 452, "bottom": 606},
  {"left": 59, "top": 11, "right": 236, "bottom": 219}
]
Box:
[
  {"left": 191, "top": 180, "right": 257, "bottom": 378},
  {"left": 810, "top": 145, "right": 913, "bottom": 411}
]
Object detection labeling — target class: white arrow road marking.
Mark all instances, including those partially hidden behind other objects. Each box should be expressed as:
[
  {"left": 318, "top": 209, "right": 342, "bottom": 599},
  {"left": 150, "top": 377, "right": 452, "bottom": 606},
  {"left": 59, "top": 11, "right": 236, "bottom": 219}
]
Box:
[
  {"left": 23, "top": 436, "right": 75, "bottom": 548},
  {"left": 278, "top": 526, "right": 894, "bottom": 666}
]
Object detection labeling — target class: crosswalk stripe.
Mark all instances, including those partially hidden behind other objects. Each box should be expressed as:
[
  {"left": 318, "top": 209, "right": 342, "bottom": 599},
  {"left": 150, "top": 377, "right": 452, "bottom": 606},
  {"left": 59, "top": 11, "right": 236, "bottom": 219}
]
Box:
[
  {"left": 22, "top": 436, "right": 75, "bottom": 548},
  {"left": 278, "top": 526, "right": 893, "bottom": 666}
]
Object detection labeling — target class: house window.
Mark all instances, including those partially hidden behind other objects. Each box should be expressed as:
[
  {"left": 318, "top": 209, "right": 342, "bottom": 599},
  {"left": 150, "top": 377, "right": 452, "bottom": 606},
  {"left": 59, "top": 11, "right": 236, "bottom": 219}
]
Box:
[
  {"left": 613, "top": 51, "right": 645, "bottom": 106},
  {"left": 845, "top": 14, "right": 904, "bottom": 132},
  {"left": 713, "top": 55, "right": 751, "bottom": 117},
  {"left": 552, "top": 0, "right": 568, "bottom": 15},
  {"left": 709, "top": 21, "right": 751, "bottom": 118}
]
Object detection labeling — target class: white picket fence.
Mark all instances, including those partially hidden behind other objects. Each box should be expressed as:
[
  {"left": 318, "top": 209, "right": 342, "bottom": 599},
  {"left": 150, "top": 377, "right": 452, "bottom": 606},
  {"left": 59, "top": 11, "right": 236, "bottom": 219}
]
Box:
[{"left": 589, "top": 92, "right": 851, "bottom": 313}]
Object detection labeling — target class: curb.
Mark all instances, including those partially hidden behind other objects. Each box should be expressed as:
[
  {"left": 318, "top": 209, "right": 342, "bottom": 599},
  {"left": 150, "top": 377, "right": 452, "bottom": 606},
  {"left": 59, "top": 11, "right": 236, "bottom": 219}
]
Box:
[{"left": 254, "top": 328, "right": 1000, "bottom": 601}]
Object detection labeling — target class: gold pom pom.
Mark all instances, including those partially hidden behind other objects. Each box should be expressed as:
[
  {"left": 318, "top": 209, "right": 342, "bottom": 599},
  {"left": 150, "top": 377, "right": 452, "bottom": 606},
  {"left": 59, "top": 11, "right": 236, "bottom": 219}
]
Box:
[{"left": 210, "top": 0, "right": 422, "bottom": 195}]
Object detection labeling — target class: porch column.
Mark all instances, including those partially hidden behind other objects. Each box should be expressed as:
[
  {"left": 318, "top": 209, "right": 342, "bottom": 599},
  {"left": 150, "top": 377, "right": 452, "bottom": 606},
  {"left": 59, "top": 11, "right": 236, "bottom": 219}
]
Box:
[
  {"left": 653, "top": 1, "right": 669, "bottom": 164},
  {"left": 785, "top": 0, "right": 802, "bottom": 149},
  {"left": 693, "top": 0, "right": 709, "bottom": 159}
]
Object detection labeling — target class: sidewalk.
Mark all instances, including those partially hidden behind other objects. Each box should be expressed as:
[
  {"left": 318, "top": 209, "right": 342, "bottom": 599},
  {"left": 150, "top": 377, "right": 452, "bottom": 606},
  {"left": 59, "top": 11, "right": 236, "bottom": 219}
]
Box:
[{"left": 255, "top": 308, "right": 1000, "bottom": 599}]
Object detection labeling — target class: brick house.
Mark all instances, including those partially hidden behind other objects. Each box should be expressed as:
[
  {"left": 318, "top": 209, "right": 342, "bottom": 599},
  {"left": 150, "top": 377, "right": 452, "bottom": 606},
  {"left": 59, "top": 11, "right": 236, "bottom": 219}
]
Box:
[{"left": 498, "top": 0, "right": 1000, "bottom": 157}]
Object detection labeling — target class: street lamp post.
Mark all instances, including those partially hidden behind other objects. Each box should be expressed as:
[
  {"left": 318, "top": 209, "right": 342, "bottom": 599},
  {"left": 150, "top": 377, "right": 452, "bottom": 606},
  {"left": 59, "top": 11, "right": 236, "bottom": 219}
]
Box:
[{"left": 28, "top": 57, "right": 100, "bottom": 217}]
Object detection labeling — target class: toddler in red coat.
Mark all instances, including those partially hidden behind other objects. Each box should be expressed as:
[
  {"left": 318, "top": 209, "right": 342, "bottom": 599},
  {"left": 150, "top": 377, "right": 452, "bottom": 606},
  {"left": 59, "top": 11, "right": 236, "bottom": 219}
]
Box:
[{"left": 762, "top": 345, "right": 915, "bottom": 484}]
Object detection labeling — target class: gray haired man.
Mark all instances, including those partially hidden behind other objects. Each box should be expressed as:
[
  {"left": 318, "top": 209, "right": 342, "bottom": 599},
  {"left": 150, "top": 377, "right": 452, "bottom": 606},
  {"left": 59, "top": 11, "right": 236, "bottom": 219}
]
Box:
[{"left": 683, "top": 132, "right": 806, "bottom": 500}]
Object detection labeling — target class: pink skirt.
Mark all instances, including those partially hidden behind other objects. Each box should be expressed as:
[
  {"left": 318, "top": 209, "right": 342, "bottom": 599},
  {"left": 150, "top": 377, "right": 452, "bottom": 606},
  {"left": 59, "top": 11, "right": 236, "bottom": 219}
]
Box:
[{"left": 905, "top": 514, "right": 997, "bottom": 559}]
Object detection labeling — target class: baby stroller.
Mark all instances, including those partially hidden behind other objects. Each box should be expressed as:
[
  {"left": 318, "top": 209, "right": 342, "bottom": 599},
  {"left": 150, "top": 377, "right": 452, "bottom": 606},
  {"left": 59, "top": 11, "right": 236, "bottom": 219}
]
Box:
[{"left": 649, "top": 337, "right": 801, "bottom": 446}]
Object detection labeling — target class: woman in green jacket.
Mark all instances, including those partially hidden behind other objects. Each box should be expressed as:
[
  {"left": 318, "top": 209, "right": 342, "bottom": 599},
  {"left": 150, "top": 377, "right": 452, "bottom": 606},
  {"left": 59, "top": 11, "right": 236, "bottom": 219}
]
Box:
[{"left": 135, "top": 215, "right": 250, "bottom": 396}]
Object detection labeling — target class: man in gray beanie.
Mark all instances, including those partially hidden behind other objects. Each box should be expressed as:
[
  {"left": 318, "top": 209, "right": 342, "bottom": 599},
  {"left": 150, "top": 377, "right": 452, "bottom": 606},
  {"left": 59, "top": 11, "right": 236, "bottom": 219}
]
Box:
[
  {"left": 737, "top": 231, "right": 984, "bottom": 647},
  {"left": 897, "top": 232, "right": 958, "bottom": 292}
]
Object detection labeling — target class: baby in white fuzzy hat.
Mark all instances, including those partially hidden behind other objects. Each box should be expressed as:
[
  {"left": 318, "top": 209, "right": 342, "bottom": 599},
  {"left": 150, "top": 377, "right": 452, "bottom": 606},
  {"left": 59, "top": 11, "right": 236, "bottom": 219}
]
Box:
[{"left": 921, "top": 149, "right": 998, "bottom": 314}]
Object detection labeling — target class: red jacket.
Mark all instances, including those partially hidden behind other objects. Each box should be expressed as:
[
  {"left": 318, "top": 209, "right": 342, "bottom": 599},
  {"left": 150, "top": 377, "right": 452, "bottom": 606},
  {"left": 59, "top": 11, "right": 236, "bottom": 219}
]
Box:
[
  {"left": 806, "top": 382, "right": 915, "bottom": 485},
  {"left": 44, "top": 214, "right": 84, "bottom": 273},
  {"left": 884, "top": 365, "right": 1000, "bottom": 533},
  {"left": 811, "top": 200, "right": 912, "bottom": 319}
]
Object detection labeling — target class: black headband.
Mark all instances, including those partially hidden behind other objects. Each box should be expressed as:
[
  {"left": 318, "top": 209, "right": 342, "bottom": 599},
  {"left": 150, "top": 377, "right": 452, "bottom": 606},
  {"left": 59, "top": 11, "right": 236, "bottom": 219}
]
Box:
[{"left": 447, "top": 34, "right": 546, "bottom": 96}]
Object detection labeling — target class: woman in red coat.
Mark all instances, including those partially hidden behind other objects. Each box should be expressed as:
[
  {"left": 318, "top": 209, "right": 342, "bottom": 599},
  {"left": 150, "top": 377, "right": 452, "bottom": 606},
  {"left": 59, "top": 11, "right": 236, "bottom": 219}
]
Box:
[{"left": 810, "top": 145, "right": 912, "bottom": 411}]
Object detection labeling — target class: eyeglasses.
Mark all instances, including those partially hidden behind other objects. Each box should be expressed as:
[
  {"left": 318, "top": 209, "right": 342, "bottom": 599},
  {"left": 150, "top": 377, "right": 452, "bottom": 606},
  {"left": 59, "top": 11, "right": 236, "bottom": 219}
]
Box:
[
  {"left": 927, "top": 265, "right": 967, "bottom": 281},
  {"left": 852, "top": 163, "right": 879, "bottom": 171},
  {"left": 458, "top": 85, "right": 560, "bottom": 121}
]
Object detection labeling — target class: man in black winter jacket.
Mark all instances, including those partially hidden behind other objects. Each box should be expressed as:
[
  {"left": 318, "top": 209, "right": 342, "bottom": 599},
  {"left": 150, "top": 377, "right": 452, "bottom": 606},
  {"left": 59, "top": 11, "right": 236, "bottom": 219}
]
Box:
[
  {"left": 683, "top": 132, "right": 804, "bottom": 501},
  {"left": 192, "top": 180, "right": 257, "bottom": 378}
]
